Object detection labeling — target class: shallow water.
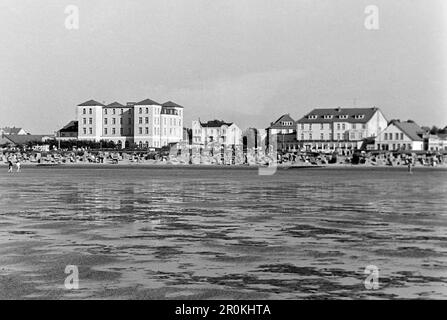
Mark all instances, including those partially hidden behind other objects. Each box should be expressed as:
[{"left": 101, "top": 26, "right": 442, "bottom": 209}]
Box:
[{"left": 0, "top": 167, "right": 446, "bottom": 299}]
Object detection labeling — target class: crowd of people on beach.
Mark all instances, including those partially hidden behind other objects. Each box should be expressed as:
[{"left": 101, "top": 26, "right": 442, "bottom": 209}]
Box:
[{"left": 1, "top": 143, "right": 446, "bottom": 171}]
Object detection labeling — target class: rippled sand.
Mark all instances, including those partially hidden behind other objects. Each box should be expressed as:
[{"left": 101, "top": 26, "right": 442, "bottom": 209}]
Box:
[{"left": 0, "top": 167, "right": 446, "bottom": 299}]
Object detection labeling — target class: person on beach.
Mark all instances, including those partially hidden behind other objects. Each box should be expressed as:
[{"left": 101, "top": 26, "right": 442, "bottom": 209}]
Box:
[
  {"left": 8, "top": 160, "right": 13, "bottom": 172},
  {"left": 16, "top": 160, "right": 21, "bottom": 172}
]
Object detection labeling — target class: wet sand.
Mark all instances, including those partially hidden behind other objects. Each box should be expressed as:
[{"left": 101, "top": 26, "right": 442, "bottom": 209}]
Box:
[{"left": 0, "top": 167, "right": 446, "bottom": 299}]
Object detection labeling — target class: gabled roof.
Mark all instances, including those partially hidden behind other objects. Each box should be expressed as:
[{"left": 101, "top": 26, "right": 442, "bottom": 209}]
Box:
[
  {"left": 200, "top": 120, "right": 233, "bottom": 128},
  {"left": 77, "top": 99, "right": 105, "bottom": 107},
  {"left": 297, "top": 107, "right": 380, "bottom": 124},
  {"left": 135, "top": 98, "right": 161, "bottom": 106},
  {"left": 269, "top": 114, "right": 296, "bottom": 129},
  {"left": 162, "top": 101, "right": 184, "bottom": 108},
  {"left": 437, "top": 133, "right": 447, "bottom": 140},
  {"left": 390, "top": 120, "right": 423, "bottom": 141},
  {"left": 58, "top": 121, "right": 78, "bottom": 133},
  {"left": 1, "top": 127, "right": 25, "bottom": 135},
  {"left": 106, "top": 102, "right": 125, "bottom": 108},
  {"left": 3, "top": 134, "right": 52, "bottom": 145}
]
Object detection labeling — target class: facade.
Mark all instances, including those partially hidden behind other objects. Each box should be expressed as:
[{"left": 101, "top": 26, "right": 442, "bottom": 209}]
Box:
[
  {"left": 296, "top": 107, "right": 388, "bottom": 151},
  {"left": 76, "top": 98, "right": 184, "bottom": 148},
  {"left": 376, "top": 120, "right": 424, "bottom": 151},
  {"left": 266, "top": 114, "right": 299, "bottom": 152},
  {"left": 191, "top": 120, "right": 242, "bottom": 146},
  {"left": 427, "top": 133, "right": 447, "bottom": 152}
]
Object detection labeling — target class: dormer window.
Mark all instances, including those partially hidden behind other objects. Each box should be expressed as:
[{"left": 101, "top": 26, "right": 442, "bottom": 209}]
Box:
[
  {"left": 308, "top": 115, "right": 317, "bottom": 120},
  {"left": 323, "top": 115, "right": 333, "bottom": 119},
  {"left": 354, "top": 114, "right": 365, "bottom": 119},
  {"left": 339, "top": 115, "right": 348, "bottom": 119}
]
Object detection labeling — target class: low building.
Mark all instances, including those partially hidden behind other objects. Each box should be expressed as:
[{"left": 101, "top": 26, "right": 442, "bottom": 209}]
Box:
[
  {"left": 56, "top": 121, "right": 78, "bottom": 140},
  {"left": 191, "top": 119, "right": 242, "bottom": 147},
  {"left": 1, "top": 134, "right": 53, "bottom": 147},
  {"left": 296, "top": 107, "right": 388, "bottom": 151},
  {"left": 376, "top": 120, "right": 424, "bottom": 151},
  {"left": 428, "top": 133, "right": 447, "bottom": 152}
]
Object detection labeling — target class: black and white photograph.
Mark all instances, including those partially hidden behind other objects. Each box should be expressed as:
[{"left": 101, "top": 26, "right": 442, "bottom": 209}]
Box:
[{"left": 0, "top": 0, "right": 446, "bottom": 311}]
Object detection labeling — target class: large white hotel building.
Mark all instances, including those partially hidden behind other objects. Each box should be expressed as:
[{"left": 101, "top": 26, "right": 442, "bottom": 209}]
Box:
[{"left": 76, "top": 98, "right": 184, "bottom": 148}]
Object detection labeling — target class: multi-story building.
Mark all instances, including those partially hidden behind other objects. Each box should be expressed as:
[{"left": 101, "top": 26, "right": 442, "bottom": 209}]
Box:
[
  {"left": 296, "top": 107, "right": 388, "bottom": 151},
  {"left": 266, "top": 114, "right": 298, "bottom": 152},
  {"left": 191, "top": 120, "right": 242, "bottom": 146},
  {"left": 376, "top": 120, "right": 424, "bottom": 151},
  {"left": 428, "top": 133, "right": 447, "bottom": 152},
  {"left": 77, "top": 98, "right": 183, "bottom": 148}
]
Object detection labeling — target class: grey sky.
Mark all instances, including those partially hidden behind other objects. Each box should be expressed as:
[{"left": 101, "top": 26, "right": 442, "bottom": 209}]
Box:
[{"left": 0, "top": 0, "right": 445, "bottom": 133}]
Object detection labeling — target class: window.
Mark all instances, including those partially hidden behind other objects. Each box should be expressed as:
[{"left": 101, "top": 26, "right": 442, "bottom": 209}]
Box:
[
  {"left": 145, "top": 117, "right": 149, "bottom": 124},
  {"left": 301, "top": 133, "right": 304, "bottom": 140},
  {"left": 145, "top": 108, "right": 149, "bottom": 114},
  {"left": 120, "top": 118, "right": 122, "bottom": 124},
  {"left": 320, "top": 124, "right": 324, "bottom": 130},
  {"left": 384, "top": 133, "right": 387, "bottom": 140},
  {"left": 352, "top": 124, "right": 356, "bottom": 129},
  {"left": 83, "top": 108, "right": 86, "bottom": 114},
  {"left": 337, "top": 123, "right": 340, "bottom": 130},
  {"left": 145, "top": 127, "right": 149, "bottom": 134},
  {"left": 83, "top": 128, "right": 86, "bottom": 134},
  {"left": 309, "top": 133, "right": 312, "bottom": 140},
  {"left": 112, "top": 128, "right": 116, "bottom": 135},
  {"left": 83, "top": 118, "right": 86, "bottom": 125},
  {"left": 104, "top": 118, "right": 108, "bottom": 125},
  {"left": 329, "top": 133, "right": 333, "bottom": 140},
  {"left": 408, "top": 144, "right": 411, "bottom": 150},
  {"left": 112, "top": 109, "right": 116, "bottom": 114},
  {"left": 342, "top": 124, "right": 345, "bottom": 130},
  {"left": 139, "top": 117, "right": 142, "bottom": 124},
  {"left": 120, "top": 109, "right": 123, "bottom": 114},
  {"left": 89, "top": 128, "right": 92, "bottom": 134},
  {"left": 308, "top": 115, "right": 317, "bottom": 119},
  {"left": 337, "top": 133, "right": 340, "bottom": 140},
  {"left": 301, "top": 123, "right": 305, "bottom": 130},
  {"left": 362, "top": 124, "right": 366, "bottom": 129},
  {"left": 104, "top": 109, "right": 107, "bottom": 115},
  {"left": 400, "top": 133, "right": 404, "bottom": 140},
  {"left": 139, "top": 127, "right": 142, "bottom": 134},
  {"left": 339, "top": 115, "right": 348, "bottom": 119},
  {"left": 112, "top": 118, "right": 116, "bottom": 125},
  {"left": 139, "top": 108, "right": 142, "bottom": 114},
  {"left": 104, "top": 128, "right": 108, "bottom": 135},
  {"left": 89, "top": 108, "right": 92, "bottom": 114},
  {"left": 395, "top": 133, "right": 399, "bottom": 140},
  {"left": 320, "top": 133, "right": 324, "bottom": 140},
  {"left": 89, "top": 118, "right": 92, "bottom": 124},
  {"left": 308, "top": 124, "right": 312, "bottom": 130}
]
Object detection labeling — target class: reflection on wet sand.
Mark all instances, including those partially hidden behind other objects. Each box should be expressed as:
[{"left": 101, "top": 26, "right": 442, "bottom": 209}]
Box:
[{"left": 0, "top": 167, "right": 446, "bottom": 299}]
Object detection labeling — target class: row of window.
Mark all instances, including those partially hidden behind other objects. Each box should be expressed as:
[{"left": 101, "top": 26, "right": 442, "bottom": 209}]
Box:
[
  {"left": 104, "top": 128, "right": 131, "bottom": 135},
  {"left": 300, "top": 132, "right": 364, "bottom": 140},
  {"left": 377, "top": 143, "right": 412, "bottom": 151},
  {"left": 307, "top": 114, "right": 365, "bottom": 120},
  {"left": 84, "top": 117, "right": 182, "bottom": 126},
  {"left": 383, "top": 132, "right": 405, "bottom": 140},
  {"left": 300, "top": 123, "right": 366, "bottom": 130}
]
